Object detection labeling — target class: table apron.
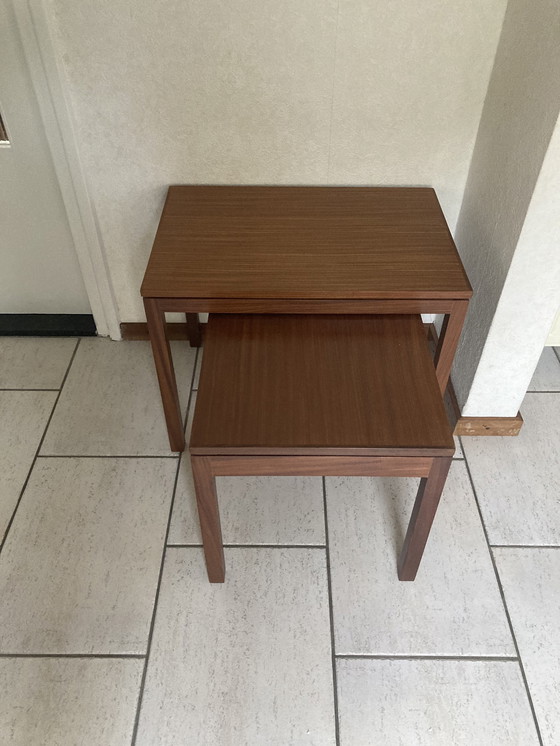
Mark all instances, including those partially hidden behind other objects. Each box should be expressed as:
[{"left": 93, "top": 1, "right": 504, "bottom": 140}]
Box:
[{"left": 154, "top": 297, "right": 460, "bottom": 315}]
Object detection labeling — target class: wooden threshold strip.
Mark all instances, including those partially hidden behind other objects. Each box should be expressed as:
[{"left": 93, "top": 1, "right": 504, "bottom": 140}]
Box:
[{"left": 454, "top": 414, "right": 524, "bottom": 437}]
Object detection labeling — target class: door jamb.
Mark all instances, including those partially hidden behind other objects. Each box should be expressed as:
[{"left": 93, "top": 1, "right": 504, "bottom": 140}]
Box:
[{"left": 12, "top": 0, "right": 121, "bottom": 339}]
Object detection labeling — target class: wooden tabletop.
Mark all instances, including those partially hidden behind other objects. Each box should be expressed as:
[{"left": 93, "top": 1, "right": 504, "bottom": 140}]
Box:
[
  {"left": 190, "top": 314, "right": 455, "bottom": 457},
  {"left": 141, "top": 186, "right": 472, "bottom": 300}
]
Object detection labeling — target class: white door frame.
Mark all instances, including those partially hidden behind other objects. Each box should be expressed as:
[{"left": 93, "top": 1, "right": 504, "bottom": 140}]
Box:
[{"left": 12, "top": 0, "right": 121, "bottom": 339}]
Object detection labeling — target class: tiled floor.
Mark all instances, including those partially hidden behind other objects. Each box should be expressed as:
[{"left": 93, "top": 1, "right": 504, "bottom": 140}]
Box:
[{"left": 1, "top": 338, "right": 559, "bottom": 745}]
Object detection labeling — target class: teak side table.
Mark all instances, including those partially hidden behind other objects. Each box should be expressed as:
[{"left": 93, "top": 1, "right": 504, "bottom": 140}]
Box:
[
  {"left": 141, "top": 186, "right": 472, "bottom": 453},
  {"left": 190, "top": 313, "right": 455, "bottom": 583}
]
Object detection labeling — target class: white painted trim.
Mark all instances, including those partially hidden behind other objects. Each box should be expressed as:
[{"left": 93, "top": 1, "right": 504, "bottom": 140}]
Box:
[{"left": 12, "top": 0, "right": 121, "bottom": 339}]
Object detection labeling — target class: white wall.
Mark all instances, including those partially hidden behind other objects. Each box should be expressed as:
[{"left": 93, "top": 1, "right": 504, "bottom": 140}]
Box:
[
  {"left": 461, "top": 115, "right": 560, "bottom": 416},
  {"left": 547, "top": 308, "right": 560, "bottom": 346},
  {"left": 452, "top": 0, "right": 560, "bottom": 413},
  {"left": 47, "top": 0, "right": 506, "bottom": 322}
]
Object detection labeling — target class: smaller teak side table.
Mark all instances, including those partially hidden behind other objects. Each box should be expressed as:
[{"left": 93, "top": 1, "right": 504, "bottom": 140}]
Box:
[{"left": 190, "top": 314, "right": 455, "bottom": 583}]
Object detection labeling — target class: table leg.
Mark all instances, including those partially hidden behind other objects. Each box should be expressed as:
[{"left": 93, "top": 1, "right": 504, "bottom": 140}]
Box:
[
  {"left": 191, "top": 456, "right": 225, "bottom": 582},
  {"left": 185, "top": 313, "right": 202, "bottom": 347},
  {"left": 397, "top": 456, "right": 452, "bottom": 581},
  {"left": 144, "top": 297, "right": 185, "bottom": 451},
  {"left": 434, "top": 300, "right": 469, "bottom": 394}
]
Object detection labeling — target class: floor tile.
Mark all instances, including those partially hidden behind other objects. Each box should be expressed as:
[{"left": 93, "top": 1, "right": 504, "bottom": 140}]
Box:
[
  {"left": 0, "top": 457, "right": 176, "bottom": 654},
  {"left": 168, "top": 456, "right": 325, "bottom": 545},
  {"left": 0, "top": 338, "right": 77, "bottom": 389},
  {"left": 0, "top": 391, "right": 57, "bottom": 542},
  {"left": 0, "top": 657, "right": 143, "bottom": 746},
  {"left": 136, "top": 548, "right": 335, "bottom": 745},
  {"left": 462, "top": 394, "right": 560, "bottom": 545},
  {"left": 326, "top": 462, "right": 513, "bottom": 655},
  {"left": 337, "top": 659, "right": 538, "bottom": 746},
  {"left": 528, "top": 347, "right": 560, "bottom": 391},
  {"left": 41, "top": 338, "right": 194, "bottom": 455},
  {"left": 494, "top": 548, "right": 560, "bottom": 746}
]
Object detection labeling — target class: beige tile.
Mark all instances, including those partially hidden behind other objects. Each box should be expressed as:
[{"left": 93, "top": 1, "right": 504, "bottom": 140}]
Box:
[
  {"left": 0, "top": 657, "right": 143, "bottom": 746},
  {"left": 0, "top": 338, "right": 77, "bottom": 389},
  {"left": 462, "top": 394, "right": 560, "bottom": 545},
  {"left": 337, "top": 659, "right": 538, "bottom": 746},
  {"left": 0, "top": 391, "right": 57, "bottom": 542},
  {"left": 527, "top": 347, "right": 560, "bottom": 391},
  {"left": 0, "top": 457, "right": 176, "bottom": 654},
  {"left": 41, "top": 338, "right": 194, "bottom": 455},
  {"left": 327, "top": 462, "right": 514, "bottom": 655},
  {"left": 168, "top": 456, "right": 325, "bottom": 545},
  {"left": 495, "top": 548, "right": 560, "bottom": 746},
  {"left": 136, "top": 548, "right": 336, "bottom": 745}
]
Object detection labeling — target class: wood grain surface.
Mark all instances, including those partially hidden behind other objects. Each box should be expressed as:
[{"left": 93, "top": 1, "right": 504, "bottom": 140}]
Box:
[
  {"left": 141, "top": 186, "right": 472, "bottom": 300},
  {"left": 190, "top": 314, "right": 455, "bottom": 456},
  {"left": 203, "top": 455, "right": 434, "bottom": 477}
]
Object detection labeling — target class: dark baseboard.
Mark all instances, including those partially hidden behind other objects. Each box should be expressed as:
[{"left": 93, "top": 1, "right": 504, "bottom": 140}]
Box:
[{"left": 0, "top": 314, "right": 96, "bottom": 337}]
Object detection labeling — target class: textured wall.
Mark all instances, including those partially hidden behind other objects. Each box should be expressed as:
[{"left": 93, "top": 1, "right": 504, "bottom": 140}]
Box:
[
  {"left": 452, "top": 0, "right": 560, "bottom": 414},
  {"left": 461, "top": 116, "right": 560, "bottom": 416},
  {"left": 547, "top": 309, "right": 560, "bottom": 346},
  {"left": 48, "top": 0, "right": 506, "bottom": 321}
]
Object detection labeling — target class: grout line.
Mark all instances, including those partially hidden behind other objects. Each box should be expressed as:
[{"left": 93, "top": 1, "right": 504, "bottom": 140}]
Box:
[
  {"left": 37, "top": 454, "right": 179, "bottom": 459},
  {"left": 0, "top": 339, "right": 81, "bottom": 555},
  {"left": 130, "top": 349, "right": 199, "bottom": 746},
  {"left": 526, "top": 390, "right": 560, "bottom": 394},
  {"left": 491, "top": 544, "right": 560, "bottom": 550},
  {"left": 322, "top": 477, "right": 341, "bottom": 746},
  {"left": 461, "top": 443, "right": 544, "bottom": 746},
  {"left": 0, "top": 388, "right": 60, "bottom": 392},
  {"left": 553, "top": 347, "right": 560, "bottom": 365},
  {"left": 0, "top": 652, "right": 145, "bottom": 660},
  {"left": 335, "top": 654, "right": 519, "bottom": 662},
  {"left": 166, "top": 543, "right": 326, "bottom": 549}
]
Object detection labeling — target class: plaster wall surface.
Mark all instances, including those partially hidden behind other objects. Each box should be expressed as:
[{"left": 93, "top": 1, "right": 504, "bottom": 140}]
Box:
[
  {"left": 452, "top": 0, "right": 560, "bottom": 412},
  {"left": 48, "top": 0, "right": 506, "bottom": 321},
  {"left": 462, "top": 115, "right": 560, "bottom": 416},
  {"left": 547, "top": 308, "right": 560, "bottom": 346}
]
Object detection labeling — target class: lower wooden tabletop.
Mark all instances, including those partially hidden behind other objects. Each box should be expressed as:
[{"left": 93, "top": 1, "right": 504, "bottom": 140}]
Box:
[{"left": 190, "top": 314, "right": 455, "bottom": 457}]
